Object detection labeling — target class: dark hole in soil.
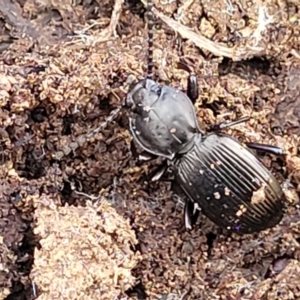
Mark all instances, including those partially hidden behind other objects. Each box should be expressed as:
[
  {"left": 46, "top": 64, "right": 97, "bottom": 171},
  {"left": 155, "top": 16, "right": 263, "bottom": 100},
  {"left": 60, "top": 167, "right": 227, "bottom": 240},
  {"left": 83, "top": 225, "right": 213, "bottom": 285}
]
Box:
[
  {"left": 62, "top": 115, "right": 75, "bottom": 135},
  {"left": 125, "top": 0, "right": 146, "bottom": 18},
  {"left": 242, "top": 15, "right": 250, "bottom": 25},
  {"left": 15, "top": 152, "right": 46, "bottom": 180},
  {"left": 5, "top": 281, "right": 28, "bottom": 300},
  {"left": 60, "top": 180, "right": 76, "bottom": 206},
  {"left": 218, "top": 56, "right": 272, "bottom": 78},
  {"left": 206, "top": 232, "right": 217, "bottom": 257},
  {"left": 5, "top": 214, "right": 39, "bottom": 300},
  {"left": 264, "top": 254, "right": 291, "bottom": 279},
  {"left": 27, "top": 65, "right": 47, "bottom": 74},
  {"left": 202, "top": 97, "right": 231, "bottom": 117},
  {"left": 30, "top": 106, "right": 47, "bottom": 123},
  {"left": 271, "top": 125, "right": 284, "bottom": 136},
  {"left": 99, "top": 96, "right": 112, "bottom": 111},
  {"left": 252, "top": 95, "right": 266, "bottom": 111},
  {"left": 10, "top": 191, "right": 23, "bottom": 205},
  {"left": 125, "top": 281, "right": 148, "bottom": 300},
  {"left": 117, "top": 112, "right": 130, "bottom": 129}
]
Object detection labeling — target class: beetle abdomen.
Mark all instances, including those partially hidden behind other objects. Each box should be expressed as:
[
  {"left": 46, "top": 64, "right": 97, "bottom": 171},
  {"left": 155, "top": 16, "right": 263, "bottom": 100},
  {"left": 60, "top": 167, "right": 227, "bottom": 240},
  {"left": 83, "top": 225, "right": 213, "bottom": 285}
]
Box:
[{"left": 174, "top": 133, "right": 285, "bottom": 234}]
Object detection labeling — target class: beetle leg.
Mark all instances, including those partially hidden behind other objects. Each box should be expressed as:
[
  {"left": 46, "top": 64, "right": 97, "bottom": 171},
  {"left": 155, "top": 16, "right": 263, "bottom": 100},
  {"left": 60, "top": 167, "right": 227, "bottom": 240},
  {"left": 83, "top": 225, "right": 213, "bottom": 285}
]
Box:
[
  {"left": 150, "top": 161, "right": 168, "bottom": 182},
  {"left": 208, "top": 118, "right": 284, "bottom": 155},
  {"left": 184, "top": 200, "right": 200, "bottom": 230},
  {"left": 187, "top": 74, "right": 199, "bottom": 104},
  {"left": 138, "top": 152, "right": 157, "bottom": 162},
  {"left": 130, "top": 140, "right": 158, "bottom": 161},
  {"left": 246, "top": 142, "right": 284, "bottom": 156},
  {"left": 209, "top": 116, "right": 251, "bottom": 131},
  {"left": 130, "top": 140, "right": 140, "bottom": 158}
]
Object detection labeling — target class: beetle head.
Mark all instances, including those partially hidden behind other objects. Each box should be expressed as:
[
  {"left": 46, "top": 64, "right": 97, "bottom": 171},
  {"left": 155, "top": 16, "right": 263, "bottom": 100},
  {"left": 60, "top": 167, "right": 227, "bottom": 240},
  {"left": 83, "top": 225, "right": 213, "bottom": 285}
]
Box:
[{"left": 125, "top": 78, "right": 160, "bottom": 112}]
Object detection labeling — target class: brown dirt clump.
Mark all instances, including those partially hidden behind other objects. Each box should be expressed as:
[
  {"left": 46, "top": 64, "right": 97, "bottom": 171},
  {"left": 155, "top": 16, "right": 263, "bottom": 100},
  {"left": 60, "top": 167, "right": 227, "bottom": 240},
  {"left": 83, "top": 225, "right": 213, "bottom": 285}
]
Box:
[
  {"left": 0, "top": 0, "right": 300, "bottom": 299},
  {"left": 0, "top": 166, "right": 31, "bottom": 300},
  {"left": 30, "top": 197, "right": 139, "bottom": 300},
  {"left": 0, "top": 243, "right": 18, "bottom": 300}
]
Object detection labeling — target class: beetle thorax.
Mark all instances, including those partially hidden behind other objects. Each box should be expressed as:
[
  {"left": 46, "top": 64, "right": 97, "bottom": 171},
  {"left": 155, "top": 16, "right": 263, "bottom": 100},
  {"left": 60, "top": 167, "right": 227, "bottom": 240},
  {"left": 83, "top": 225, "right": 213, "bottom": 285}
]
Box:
[{"left": 126, "top": 79, "right": 201, "bottom": 159}]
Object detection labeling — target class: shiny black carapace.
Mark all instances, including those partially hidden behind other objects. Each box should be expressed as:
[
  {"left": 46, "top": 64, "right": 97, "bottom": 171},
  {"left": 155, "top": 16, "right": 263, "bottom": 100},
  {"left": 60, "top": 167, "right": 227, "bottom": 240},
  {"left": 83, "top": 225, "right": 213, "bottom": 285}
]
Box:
[{"left": 125, "top": 76, "right": 285, "bottom": 234}]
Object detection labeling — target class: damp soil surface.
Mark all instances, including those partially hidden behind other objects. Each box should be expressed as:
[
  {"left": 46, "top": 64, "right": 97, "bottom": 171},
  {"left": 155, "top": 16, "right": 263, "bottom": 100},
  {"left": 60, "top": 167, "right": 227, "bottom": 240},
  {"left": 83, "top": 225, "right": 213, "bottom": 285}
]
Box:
[{"left": 0, "top": 0, "right": 300, "bottom": 299}]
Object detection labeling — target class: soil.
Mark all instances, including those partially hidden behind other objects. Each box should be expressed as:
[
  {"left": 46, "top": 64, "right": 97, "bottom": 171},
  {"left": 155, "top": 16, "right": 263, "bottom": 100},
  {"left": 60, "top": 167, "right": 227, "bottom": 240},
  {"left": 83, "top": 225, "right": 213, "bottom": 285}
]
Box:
[{"left": 0, "top": 0, "right": 300, "bottom": 299}]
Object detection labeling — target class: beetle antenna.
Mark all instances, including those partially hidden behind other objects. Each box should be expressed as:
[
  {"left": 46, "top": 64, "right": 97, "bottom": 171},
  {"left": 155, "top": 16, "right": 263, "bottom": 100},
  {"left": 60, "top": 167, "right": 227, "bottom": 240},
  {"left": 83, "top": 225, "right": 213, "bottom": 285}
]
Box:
[
  {"left": 53, "top": 1, "right": 160, "bottom": 162},
  {"left": 145, "top": 0, "right": 154, "bottom": 79}
]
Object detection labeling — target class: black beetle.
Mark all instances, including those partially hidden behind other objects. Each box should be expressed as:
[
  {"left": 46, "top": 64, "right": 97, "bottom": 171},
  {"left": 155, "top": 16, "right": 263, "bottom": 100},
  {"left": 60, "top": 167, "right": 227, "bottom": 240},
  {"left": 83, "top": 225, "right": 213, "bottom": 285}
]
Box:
[
  {"left": 124, "top": 75, "right": 286, "bottom": 234},
  {"left": 123, "top": 0, "right": 286, "bottom": 234}
]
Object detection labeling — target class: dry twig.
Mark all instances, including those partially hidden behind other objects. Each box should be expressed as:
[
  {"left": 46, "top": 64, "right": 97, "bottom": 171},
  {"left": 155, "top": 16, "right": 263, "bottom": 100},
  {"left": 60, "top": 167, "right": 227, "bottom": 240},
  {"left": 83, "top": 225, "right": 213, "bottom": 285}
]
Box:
[
  {"left": 140, "top": 0, "right": 266, "bottom": 61},
  {"left": 68, "top": 0, "right": 124, "bottom": 46},
  {"left": 95, "top": 0, "right": 124, "bottom": 43}
]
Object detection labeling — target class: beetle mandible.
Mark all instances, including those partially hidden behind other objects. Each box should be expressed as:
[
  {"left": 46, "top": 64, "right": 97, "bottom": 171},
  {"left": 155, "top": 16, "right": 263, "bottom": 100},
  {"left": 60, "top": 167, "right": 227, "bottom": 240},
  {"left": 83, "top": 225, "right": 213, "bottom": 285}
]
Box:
[{"left": 124, "top": 1, "right": 286, "bottom": 234}]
